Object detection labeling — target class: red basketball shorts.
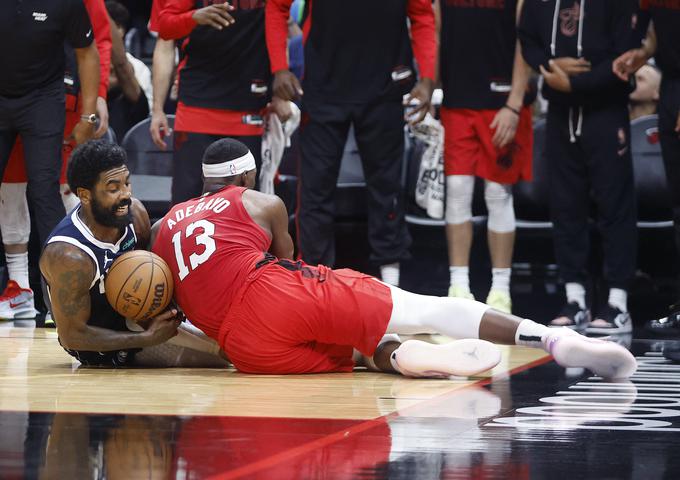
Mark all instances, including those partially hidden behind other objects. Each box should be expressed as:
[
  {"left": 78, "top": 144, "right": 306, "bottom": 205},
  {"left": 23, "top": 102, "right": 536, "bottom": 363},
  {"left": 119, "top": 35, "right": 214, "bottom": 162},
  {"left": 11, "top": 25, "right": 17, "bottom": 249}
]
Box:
[
  {"left": 2, "top": 93, "right": 80, "bottom": 184},
  {"left": 219, "top": 262, "right": 394, "bottom": 374},
  {"left": 441, "top": 106, "right": 533, "bottom": 184}
]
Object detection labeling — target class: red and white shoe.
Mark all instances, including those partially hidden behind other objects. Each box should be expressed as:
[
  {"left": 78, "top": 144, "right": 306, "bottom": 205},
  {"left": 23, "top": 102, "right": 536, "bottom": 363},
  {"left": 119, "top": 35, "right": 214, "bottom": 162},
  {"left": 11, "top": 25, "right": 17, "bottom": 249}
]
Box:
[
  {"left": 392, "top": 339, "right": 502, "bottom": 378},
  {"left": 0, "top": 281, "right": 38, "bottom": 320},
  {"left": 545, "top": 328, "right": 637, "bottom": 379}
]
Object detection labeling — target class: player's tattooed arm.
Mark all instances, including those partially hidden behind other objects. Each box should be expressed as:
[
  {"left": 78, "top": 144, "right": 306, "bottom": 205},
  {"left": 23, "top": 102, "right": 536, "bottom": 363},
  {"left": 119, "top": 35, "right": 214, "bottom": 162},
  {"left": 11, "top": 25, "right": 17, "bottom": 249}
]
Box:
[
  {"left": 131, "top": 197, "right": 152, "bottom": 250},
  {"left": 39, "top": 243, "right": 161, "bottom": 352}
]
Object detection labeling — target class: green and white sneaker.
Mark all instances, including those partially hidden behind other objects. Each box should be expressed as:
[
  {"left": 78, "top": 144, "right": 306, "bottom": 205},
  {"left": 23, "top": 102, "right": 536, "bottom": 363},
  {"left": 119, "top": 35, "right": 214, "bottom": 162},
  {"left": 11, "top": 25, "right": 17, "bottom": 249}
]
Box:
[
  {"left": 486, "top": 289, "right": 512, "bottom": 314},
  {"left": 448, "top": 285, "right": 475, "bottom": 300}
]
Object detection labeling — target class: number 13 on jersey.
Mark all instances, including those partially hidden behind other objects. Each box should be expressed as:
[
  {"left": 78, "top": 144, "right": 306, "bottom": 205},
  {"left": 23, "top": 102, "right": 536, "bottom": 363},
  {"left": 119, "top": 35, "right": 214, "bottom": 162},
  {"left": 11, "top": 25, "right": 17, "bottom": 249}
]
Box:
[{"left": 171, "top": 219, "right": 217, "bottom": 280}]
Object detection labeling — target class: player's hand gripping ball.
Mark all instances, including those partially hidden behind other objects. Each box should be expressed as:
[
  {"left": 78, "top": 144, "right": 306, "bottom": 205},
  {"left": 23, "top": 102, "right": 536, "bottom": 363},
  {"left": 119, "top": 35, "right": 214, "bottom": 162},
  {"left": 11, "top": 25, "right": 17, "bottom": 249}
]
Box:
[{"left": 104, "top": 251, "right": 174, "bottom": 321}]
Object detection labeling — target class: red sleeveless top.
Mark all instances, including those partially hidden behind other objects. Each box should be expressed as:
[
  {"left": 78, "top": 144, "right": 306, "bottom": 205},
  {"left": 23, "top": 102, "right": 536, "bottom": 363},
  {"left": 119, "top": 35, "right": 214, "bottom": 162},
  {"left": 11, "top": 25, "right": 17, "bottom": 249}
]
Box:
[{"left": 152, "top": 186, "right": 271, "bottom": 338}]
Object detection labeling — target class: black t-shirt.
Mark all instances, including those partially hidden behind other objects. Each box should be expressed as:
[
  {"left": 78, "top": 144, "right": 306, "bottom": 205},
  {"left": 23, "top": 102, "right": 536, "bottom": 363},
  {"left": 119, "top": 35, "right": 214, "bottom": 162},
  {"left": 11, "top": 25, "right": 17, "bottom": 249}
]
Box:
[
  {"left": 179, "top": 1, "right": 271, "bottom": 111},
  {"left": 302, "top": 0, "right": 415, "bottom": 104},
  {"left": 440, "top": 0, "right": 518, "bottom": 109},
  {"left": 0, "top": 0, "right": 93, "bottom": 97}
]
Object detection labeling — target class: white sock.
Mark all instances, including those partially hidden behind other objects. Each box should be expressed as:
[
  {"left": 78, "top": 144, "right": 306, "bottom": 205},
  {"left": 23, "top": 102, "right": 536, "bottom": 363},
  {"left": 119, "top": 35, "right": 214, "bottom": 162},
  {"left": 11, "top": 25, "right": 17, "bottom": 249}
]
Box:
[
  {"left": 380, "top": 263, "right": 400, "bottom": 287},
  {"left": 514, "top": 319, "right": 552, "bottom": 349},
  {"left": 6, "top": 252, "right": 30, "bottom": 290},
  {"left": 565, "top": 282, "right": 586, "bottom": 309},
  {"left": 490, "top": 268, "right": 511, "bottom": 294},
  {"left": 608, "top": 288, "right": 628, "bottom": 312},
  {"left": 449, "top": 266, "right": 470, "bottom": 292}
]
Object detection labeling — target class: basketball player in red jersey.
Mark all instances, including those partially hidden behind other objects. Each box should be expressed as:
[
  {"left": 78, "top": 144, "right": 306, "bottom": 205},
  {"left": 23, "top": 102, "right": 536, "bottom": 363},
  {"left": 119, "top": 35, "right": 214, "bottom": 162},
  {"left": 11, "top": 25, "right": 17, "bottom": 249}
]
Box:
[{"left": 152, "top": 138, "right": 638, "bottom": 379}]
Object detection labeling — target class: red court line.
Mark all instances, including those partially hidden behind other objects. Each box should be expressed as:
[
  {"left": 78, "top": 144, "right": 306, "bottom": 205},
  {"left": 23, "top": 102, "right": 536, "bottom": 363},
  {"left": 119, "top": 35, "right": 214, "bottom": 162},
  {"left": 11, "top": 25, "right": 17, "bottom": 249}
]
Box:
[{"left": 209, "top": 353, "right": 552, "bottom": 480}]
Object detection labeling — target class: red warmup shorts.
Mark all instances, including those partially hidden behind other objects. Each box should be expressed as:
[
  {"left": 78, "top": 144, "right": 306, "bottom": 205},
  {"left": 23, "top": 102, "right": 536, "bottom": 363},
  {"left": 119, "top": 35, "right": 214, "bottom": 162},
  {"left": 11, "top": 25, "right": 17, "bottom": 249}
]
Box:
[
  {"left": 441, "top": 106, "right": 533, "bottom": 184},
  {"left": 218, "top": 262, "right": 394, "bottom": 374},
  {"left": 2, "top": 93, "right": 80, "bottom": 184}
]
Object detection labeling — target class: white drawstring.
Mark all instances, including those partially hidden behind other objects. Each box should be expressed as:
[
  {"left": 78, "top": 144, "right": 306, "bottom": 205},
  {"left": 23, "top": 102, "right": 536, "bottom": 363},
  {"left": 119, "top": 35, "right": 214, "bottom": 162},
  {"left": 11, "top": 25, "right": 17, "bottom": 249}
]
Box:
[
  {"left": 576, "top": 106, "right": 583, "bottom": 138},
  {"left": 577, "top": 0, "right": 585, "bottom": 58},
  {"left": 550, "top": 0, "right": 561, "bottom": 56},
  {"left": 568, "top": 107, "right": 584, "bottom": 144}
]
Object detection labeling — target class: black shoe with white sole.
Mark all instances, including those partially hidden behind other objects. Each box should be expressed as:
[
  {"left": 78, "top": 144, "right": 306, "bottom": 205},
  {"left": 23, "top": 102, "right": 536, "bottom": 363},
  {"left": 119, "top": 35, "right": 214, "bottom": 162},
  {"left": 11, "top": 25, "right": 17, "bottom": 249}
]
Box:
[
  {"left": 645, "top": 304, "right": 680, "bottom": 337},
  {"left": 586, "top": 304, "right": 632, "bottom": 335}
]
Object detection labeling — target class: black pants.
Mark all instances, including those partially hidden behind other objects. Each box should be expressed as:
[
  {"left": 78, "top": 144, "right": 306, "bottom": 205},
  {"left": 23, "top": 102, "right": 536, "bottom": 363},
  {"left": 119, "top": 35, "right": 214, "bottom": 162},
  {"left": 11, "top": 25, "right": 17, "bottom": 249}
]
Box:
[
  {"left": 546, "top": 103, "right": 637, "bottom": 290},
  {"left": 298, "top": 99, "right": 412, "bottom": 267},
  {"left": 659, "top": 78, "right": 680, "bottom": 265},
  {"left": 0, "top": 82, "right": 66, "bottom": 246},
  {"left": 172, "top": 132, "right": 261, "bottom": 205}
]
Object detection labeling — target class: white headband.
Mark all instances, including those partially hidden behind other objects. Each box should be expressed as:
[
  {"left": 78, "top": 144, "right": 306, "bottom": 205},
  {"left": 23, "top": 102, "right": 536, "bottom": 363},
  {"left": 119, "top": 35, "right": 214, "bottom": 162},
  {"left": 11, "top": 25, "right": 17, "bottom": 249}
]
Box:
[{"left": 202, "top": 151, "right": 256, "bottom": 177}]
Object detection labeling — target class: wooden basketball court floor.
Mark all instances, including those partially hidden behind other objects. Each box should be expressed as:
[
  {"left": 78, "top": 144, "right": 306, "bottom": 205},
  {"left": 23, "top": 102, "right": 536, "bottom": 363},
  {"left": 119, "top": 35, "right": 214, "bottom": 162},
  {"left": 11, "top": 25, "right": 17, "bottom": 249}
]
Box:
[{"left": 1, "top": 321, "right": 680, "bottom": 479}]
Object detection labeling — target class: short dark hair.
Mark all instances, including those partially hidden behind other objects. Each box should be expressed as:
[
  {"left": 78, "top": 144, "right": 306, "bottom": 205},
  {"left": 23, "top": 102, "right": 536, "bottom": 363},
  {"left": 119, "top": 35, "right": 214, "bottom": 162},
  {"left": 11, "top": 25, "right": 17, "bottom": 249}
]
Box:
[
  {"left": 202, "top": 138, "right": 250, "bottom": 165},
  {"left": 68, "top": 141, "right": 127, "bottom": 193},
  {"left": 105, "top": 1, "right": 130, "bottom": 30}
]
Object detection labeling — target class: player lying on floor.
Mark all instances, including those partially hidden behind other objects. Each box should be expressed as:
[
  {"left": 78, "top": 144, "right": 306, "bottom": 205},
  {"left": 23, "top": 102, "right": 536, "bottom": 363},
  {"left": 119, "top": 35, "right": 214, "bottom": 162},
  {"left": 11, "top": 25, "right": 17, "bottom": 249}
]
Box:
[
  {"left": 151, "top": 138, "right": 638, "bottom": 379},
  {"left": 39, "top": 141, "right": 227, "bottom": 367}
]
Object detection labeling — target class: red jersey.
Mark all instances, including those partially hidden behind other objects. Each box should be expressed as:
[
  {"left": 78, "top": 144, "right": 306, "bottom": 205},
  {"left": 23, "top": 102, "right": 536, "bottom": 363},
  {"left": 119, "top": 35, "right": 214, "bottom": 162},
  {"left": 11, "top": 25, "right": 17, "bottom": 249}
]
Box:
[{"left": 152, "top": 186, "right": 271, "bottom": 339}]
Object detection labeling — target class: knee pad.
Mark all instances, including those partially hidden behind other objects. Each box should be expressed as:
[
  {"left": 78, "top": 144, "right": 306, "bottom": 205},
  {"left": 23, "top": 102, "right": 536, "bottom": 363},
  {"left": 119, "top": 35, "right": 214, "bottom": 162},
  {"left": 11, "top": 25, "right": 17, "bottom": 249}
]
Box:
[
  {"left": 484, "top": 181, "right": 515, "bottom": 233},
  {"left": 0, "top": 183, "right": 30, "bottom": 244},
  {"left": 445, "top": 175, "right": 475, "bottom": 225}
]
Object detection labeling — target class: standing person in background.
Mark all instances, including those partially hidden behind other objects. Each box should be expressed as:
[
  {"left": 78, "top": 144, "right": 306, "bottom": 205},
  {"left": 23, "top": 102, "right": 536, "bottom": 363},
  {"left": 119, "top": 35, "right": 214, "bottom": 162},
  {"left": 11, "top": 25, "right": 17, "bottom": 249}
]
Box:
[
  {"left": 266, "top": 0, "right": 436, "bottom": 287},
  {"left": 0, "top": 0, "right": 110, "bottom": 320},
  {"left": 105, "top": 1, "right": 152, "bottom": 141},
  {"left": 158, "top": 0, "right": 287, "bottom": 203},
  {"left": 148, "top": 0, "right": 176, "bottom": 150},
  {"left": 519, "top": 0, "right": 638, "bottom": 333},
  {"left": 437, "top": 0, "right": 532, "bottom": 313},
  {"left": 613, "top": 1, "right": 680, "bottom": 349}
]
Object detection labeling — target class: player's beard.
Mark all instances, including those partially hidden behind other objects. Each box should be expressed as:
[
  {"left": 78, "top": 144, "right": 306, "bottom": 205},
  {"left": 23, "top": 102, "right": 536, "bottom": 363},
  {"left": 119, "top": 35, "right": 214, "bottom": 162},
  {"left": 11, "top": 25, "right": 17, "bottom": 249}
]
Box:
[{"left": 91, "top": 196, "right": 132, "bottom": 229}]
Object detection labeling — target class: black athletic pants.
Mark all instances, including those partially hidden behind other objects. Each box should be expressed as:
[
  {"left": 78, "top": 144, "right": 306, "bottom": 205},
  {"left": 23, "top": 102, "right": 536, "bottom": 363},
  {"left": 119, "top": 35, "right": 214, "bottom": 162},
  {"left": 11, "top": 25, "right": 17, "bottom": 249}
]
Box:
[
  {"left": 172, "top": 132, "right": 261, "bottom": 205},
  {"left": 298, "top": 98, "right": 411, "bottom": 267},
  {"left": 659, "top": 78, "right": 680, "bottom": 270},
  {"left": 0, "top": 81, "right": 66, "bottom": 246},
  {"left": 546, "top": 102, "right": 637, "bottom": 290}
]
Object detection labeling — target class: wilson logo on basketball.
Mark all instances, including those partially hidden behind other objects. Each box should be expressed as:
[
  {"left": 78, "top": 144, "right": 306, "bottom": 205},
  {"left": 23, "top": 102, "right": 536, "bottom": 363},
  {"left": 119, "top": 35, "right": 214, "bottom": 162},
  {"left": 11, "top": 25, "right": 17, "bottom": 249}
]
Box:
[{"left": 146, "top": 284, "right": 166, "bottom": 317}]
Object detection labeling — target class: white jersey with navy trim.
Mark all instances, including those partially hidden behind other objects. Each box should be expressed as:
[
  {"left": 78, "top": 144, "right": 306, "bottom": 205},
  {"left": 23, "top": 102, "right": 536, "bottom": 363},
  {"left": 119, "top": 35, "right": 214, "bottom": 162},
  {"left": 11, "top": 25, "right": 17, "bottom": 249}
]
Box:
[{"left": 44, "top": 207, "right": 138, "bottom": 366}]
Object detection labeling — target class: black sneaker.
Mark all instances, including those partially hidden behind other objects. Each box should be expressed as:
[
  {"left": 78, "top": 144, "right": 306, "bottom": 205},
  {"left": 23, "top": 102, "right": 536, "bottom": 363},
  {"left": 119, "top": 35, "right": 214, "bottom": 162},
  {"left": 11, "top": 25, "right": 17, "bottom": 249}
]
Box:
[
  {"left": 645, "top": 303, "right": 680, "bottom": 338},
  {"left": 549, "top": 302, "right": 591, "bottom": 330},
  {"left": 586, "top": 304, "right": 632, "bottom": 334}
]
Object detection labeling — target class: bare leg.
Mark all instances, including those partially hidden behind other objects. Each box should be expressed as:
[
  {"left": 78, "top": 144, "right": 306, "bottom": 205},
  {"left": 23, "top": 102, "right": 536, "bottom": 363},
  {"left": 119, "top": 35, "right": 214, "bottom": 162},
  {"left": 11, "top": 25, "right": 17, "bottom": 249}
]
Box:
[
  {"left": 487, "top": 230, "right": 514, "bottom": 269},
  {"left": 447, "top": 222, "right": 473, "bottom": 267}
]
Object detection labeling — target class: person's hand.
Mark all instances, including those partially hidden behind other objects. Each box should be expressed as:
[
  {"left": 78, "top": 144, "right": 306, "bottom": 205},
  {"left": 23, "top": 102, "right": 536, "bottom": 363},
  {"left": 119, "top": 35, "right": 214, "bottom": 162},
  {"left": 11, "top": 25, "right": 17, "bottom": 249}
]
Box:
[
  {"left": 540, "top": 60, "right": 572, "bottom": 92},
  {"left": 68, "top": 119, "right": 96, "bottom": 145},
  {"left": 93, "top": 96, "right": 109, "bottom": 138},
  {"left": 150, "top": 109, "right": 172, "bottom": 150},
  {"left": 404, "top": 77, "right": 434, "bottom": 125},
  {"left": 613, "top": 48, "right": 650, "bottom": 81},
  {"left": 490, "top": 105, "right": 520, "bottom": 148},
  {"left": 676, "top": 111, "right": 680, "bottom": 136},
  {"left": 192, "top": 2, "right": 235, "bottom": 30},
  {"left": 273, "top": 70, "right": 303, "bottom": 102},
  {"left": 268, "top": 96, "right": 292, "bottom": 122},
  {"left": 550, "top": 57, "right": 591, "bottom": 76},
  {"left": 142, "top": 308, "right": 182, "bottom": 345}
]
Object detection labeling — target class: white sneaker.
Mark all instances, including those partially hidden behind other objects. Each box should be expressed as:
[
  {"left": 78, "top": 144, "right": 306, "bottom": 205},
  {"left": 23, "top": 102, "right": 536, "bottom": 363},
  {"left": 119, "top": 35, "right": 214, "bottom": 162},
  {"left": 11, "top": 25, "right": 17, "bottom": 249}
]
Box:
[
  {"left": 0, "top": 281, "right": 38, "bottom": 319},
  {"left": 545, "top": 328, "right": 637, "bottom": 379},
  {"left": 392, "top": 338, "right": 502, "bottom": 378}
]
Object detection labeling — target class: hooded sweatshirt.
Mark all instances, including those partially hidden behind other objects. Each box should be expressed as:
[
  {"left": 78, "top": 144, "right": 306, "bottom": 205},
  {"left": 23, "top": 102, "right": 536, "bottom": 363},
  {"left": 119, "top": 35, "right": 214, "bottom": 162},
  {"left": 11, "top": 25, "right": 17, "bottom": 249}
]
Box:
[{"left": 519, "top": 0, "right": 636, "bottom": 107}]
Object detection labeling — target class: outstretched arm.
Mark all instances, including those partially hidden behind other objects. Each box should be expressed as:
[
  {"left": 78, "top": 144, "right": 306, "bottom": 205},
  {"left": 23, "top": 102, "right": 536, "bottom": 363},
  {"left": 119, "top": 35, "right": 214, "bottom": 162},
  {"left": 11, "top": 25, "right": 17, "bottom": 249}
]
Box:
[{"left": 39, "top": 244, "right": 175, "bottom": 352}]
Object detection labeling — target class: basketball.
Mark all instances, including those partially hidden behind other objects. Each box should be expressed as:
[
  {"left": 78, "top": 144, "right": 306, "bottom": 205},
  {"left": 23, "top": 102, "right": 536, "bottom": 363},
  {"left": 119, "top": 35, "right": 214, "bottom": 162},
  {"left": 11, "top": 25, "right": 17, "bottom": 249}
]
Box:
[{"left": 104, "top": 251, "right": 174, "bottom": 321}]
